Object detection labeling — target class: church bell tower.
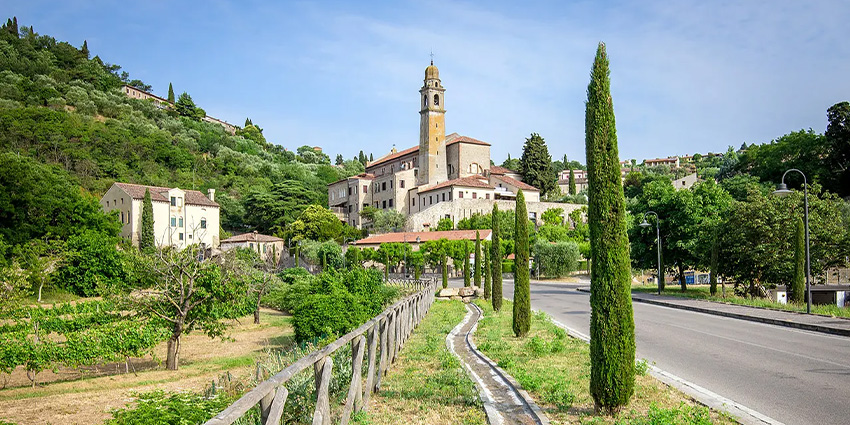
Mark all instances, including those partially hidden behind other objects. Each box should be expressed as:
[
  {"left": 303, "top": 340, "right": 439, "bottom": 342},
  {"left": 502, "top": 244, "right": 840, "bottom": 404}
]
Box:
[{"left": 417, "top": 60, "right": 447, "bottom": 187}]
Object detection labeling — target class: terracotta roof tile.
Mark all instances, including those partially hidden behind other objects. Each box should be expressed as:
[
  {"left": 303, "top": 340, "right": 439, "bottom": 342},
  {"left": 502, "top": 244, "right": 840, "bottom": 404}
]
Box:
[
  {"left": 354, "top": 229, "right": 492, "bottom": 245},
  {"left": 365, "top": 134, "right": 490, "bottom": 170},
  {"left": 329, "top": 173, "right": 375, "bottom": 185},
  {"left": 418, "top": 176, "right": 493, "bottom": 193},
  {"left": 492, "top": 174, "right": 538, "bottom": 192},
  {"left": 488, "top": 165, "right": 514, "bottom": 175},
  {"left": 366, "top": 146, "right": 419, "bottom": 169},
  {"left": 445, "top": 133, "right": 490, "bottom": 147},
  {"left": 221, "top": 232, "right": 284, "bottom": 243},
  {"left": 114, "top": 183, "right": 219, "bottom": 207}
]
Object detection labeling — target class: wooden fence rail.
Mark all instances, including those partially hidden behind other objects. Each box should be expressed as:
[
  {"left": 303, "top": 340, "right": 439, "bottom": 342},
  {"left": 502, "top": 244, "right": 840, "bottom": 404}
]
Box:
[{"left": 204, "top": 278, "right": 438, "bottom": 425}]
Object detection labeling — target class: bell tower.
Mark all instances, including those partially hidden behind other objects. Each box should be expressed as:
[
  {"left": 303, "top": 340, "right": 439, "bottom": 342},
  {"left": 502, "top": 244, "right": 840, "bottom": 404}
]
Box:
[{"left": 417, "top": 60, "right": 447, "bottom": 187}]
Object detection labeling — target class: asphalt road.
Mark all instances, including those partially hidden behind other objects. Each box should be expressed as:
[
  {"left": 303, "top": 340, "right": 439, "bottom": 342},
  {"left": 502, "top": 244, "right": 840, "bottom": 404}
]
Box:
[{"left": 490, "top": 278, "right": 850, "bottom": 425}]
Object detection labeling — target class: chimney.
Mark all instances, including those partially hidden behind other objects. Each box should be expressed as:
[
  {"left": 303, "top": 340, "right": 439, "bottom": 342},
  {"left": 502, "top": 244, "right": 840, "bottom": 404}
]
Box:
[{"left": 207, "top": 188, "right": 215, "bottom": 202}]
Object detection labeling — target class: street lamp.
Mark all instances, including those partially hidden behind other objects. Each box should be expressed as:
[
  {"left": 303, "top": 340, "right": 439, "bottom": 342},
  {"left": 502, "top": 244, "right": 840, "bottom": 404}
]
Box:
[
  {"left": 639, "top": 211, "right": 663, "bottom": 296},
  {"left": 773, "top": 168, "right": 812, "bottom": 314}
]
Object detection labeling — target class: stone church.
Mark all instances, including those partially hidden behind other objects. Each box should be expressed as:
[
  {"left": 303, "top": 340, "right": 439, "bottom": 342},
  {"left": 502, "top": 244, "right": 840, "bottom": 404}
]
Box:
[{"left": 328, "top": 62, "right": 578, "bottom": 231}]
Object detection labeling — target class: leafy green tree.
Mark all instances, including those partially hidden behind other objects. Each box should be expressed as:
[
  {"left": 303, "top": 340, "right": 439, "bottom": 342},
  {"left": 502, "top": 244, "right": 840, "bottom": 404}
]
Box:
[
  {"left": 491, "top": 203, "right": 503, "bottom": 311},
  {"left": 287, "top": 204, "right": 344, "bottom": 242},
  {"left": 126, "top": 246, "right": 247, "bottom": 370},
  {"left": 243, "top": 181, "right": 319, "bottom": 234},
  {"left": 360, "top": 206, "right": 407, "bottom": 233},
  {"left": 534, "top": 240, "right": 580, "bottom": 278},
  {"left": 175, "top": 92, "right": 204, "bottom": 120},
  {"left": 512, "top": 190, "right": 531, "bottom": 337},
  {"left": 483, "top": 243, "right": 491, "bottom": 299},
  {"left": 585, "top": 42, "right": 635, "bottom": 413},
  {"left": 441, "top": 255, "right": 448, "bottom": 289},
  {"left": 140, "top": 189, "right": 155, "bottom": 252},
  {"left": 501, "top": 153, "right": 520, "bottom": 172},
  {"left": 335, "top": 154, "right": 344, "bottom": 165},
  {"left": 569, "top": 168, "right": 577, "bottom": 195},
  {"left": 55, "top": 230, "right": 127, "bottom": 296},
  {"left": 436, "top": 217, "right": 454, "bottom": 231},
  {"left": 519, "top": 133, "right": 557, "bottom": 196},
  {"left": 474, "top": 231, "right": 482, "bottom": 287},
  {"left": 790, "top": 218, "right": 805, "bottom": 303},
  {"left": 542, "top": 207, "right": 564, "bottom": 226},
  {"left": 167, "top": 82, "right": 175, "bottom": 103},
  {"left": 825, "top": 101, "right": 850, "bottom": 197}
]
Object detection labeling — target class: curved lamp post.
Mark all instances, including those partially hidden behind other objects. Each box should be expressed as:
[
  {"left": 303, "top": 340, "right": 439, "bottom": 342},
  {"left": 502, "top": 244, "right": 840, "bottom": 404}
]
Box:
[
  {"left": 773, "top": 168, "right": 811, "bottom": 314},
  {"left": 639, "top": 211, "right": 663, "bottom": 295}
]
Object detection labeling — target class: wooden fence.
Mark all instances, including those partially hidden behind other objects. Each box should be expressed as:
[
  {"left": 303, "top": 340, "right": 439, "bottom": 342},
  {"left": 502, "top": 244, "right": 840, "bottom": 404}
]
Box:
[{"left": 204, "top": 278, "right": 438, "bottom": 425}]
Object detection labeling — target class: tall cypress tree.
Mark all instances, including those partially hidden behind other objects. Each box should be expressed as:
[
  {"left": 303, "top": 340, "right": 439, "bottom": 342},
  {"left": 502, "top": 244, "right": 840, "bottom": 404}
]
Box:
[
  {"left": 519, "top": 133, "right": 557, "bottom": 196},
  {"left": 167, "top": 83, "right": 175, "bottom": 104},
  {"left": 790, "top": 217, "right": 805, "bottom": 303},
  {"left": 463, "top": 241, "right": 471, "bottom": 287},
  {"left": 80, "top": 40, "right": 89, "bottom": 59},
  {"left": 491, "top": 203, "right": 503, "bottom": 311},
  {"left": 140, "top": 189, "right": 155, "bottom": 252},
  {"left": 585, "top": 42, "right": 635, "bottom": 413},
  {"left": 512, "top": 190, "right": 531, "bottom": 337},
  {"left": 474, "top": 231, "right": 482, "bottom": 288},
  {"left": 484, "top": 243, "right": 491, "bottom": 300},
  {"left": 569, "top": 168, "right": 577, "bottom": 195}
]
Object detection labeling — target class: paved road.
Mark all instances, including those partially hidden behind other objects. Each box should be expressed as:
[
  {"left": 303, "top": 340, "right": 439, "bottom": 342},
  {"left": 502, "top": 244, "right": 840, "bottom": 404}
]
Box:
[{"left": 492, "top": 279, "right": 850, "bottom": 425}]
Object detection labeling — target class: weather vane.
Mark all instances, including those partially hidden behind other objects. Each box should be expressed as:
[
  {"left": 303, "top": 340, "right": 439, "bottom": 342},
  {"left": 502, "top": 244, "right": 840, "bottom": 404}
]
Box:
[{"left": 430, "top": 51, "right": 434, "bottom": 65}]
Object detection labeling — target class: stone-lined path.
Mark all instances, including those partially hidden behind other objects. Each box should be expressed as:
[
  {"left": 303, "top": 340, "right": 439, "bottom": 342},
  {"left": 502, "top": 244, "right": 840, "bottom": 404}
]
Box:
[{"left": 446, "top": 302, "right": 549, "bottom": 425}]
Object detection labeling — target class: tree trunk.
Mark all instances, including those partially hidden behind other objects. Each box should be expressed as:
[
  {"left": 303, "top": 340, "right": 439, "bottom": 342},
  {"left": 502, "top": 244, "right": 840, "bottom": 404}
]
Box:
[
  {"left": 37, "top": 282, "right": 43, "bottom": 303},
  {"left": 254, "top": 293, "right": 262, "bottom": 325},
  {"left": 166, "top": 322, "right": 183, "bottom": 370},
  {"left": 678, "top": 265, "right": 686, "bottom": 292}
]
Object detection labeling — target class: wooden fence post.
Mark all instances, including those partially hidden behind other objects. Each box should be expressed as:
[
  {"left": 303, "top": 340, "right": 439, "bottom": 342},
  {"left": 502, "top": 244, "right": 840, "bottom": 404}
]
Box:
[
  {"left": 340, "top": 335, "right": 366, "bottom": 425},
  {"left": 363, "top": 323, "right": 379, "bottom": 409},
  {"left": 265, "top": 387, "right": 289, "bottom": 425},
  {"left": 377, "top": 316, "right": 388, "bottom": 388},
  {"left": 312, "top": 357, "right": 333, "bottom": 425}
]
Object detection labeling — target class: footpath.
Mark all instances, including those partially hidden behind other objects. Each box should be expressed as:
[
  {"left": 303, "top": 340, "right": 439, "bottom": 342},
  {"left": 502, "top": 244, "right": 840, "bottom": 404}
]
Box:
[{"left": 627, "top": 291, "right": 850, "bottom": 337}]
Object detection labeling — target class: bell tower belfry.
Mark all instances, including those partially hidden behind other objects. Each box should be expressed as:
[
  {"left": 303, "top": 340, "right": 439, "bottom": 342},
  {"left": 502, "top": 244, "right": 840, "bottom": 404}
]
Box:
[{"left": 417, "top": 60, "right": 447, "bottom": 187}]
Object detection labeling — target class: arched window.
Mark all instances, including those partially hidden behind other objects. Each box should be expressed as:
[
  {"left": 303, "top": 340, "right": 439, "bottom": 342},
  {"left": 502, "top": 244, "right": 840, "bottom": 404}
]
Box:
[
  {"left": 434, "top": 94, "right": 439, "bottom": 106},
  {"left": 423, "top": 95, "right": 427, "bottom": 108}
]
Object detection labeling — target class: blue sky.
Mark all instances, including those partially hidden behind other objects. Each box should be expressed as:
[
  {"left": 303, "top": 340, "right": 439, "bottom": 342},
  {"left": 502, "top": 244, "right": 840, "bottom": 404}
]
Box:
[{"left": 7, "top": 0, "right": 850, "bottom": 164}]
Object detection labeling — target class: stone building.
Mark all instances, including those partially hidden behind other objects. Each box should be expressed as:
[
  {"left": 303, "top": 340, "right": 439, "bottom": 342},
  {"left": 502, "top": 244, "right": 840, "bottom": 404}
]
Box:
[
  {"left": 220, "top": 231, "right": 285, "bottom": 265},
  {"left": 329, "top": 62, "right": 586, "bottom": 231},
  {"left": 100, "top": 183, "right": 220, "bottom": 249}
]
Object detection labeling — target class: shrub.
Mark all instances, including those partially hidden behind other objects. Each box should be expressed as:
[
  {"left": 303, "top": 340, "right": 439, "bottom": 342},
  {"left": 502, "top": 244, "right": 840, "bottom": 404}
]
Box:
[
  {"left": 501, "top": 261, "right": 515, "bottom": 273},
  {"left": 104, "top": 390, "right": 237, "bottom": 425},
  {"left": 533, "top": 240, "right": 580, "bottom": 278},
  {"left": 55, "top": 230, "right": 127, "bottom": 296}
]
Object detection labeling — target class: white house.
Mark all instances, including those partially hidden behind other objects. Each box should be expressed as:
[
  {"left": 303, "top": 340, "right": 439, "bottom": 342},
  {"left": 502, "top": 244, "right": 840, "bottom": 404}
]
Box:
[
  {"left": 100, "top": 183, "right": 220, "bottom": 249},
  {"left": 220, "top": 231, "right": 285, "bottom": 265}
]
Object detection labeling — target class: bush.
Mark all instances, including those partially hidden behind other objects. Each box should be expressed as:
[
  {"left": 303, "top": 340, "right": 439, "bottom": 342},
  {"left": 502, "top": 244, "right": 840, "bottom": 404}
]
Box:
[
  {"left": 502, "top": 261, "right": 515, "bottom": 273},
  {"left": 55, "top": 230, "right": 128, "bottom": 296},
  {"left": 533, "top": 240, "right": 580, "bottom": 278},
  {"left": 104, "top": 390, "right": 236, "bottom": 425}
]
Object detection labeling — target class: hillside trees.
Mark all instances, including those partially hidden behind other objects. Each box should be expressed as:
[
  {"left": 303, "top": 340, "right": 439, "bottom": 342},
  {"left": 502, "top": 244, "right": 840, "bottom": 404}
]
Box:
[
  {"left": 519, "top": 133, "right": 557, "bottom": 197},
  {"left": 585, "top": 42, "right": 635, "bottom": 413},
  {"left": 825, "top": 101, "right": 850, "bottom": 196},
  {"left": 175, "top": 92, "right": 205, "bottom": 120}
]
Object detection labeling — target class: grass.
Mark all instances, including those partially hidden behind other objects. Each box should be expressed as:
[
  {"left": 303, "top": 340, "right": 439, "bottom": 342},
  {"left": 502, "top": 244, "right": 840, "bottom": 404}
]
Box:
[
  {"left": 356, "top": 300, "right": 486, "bottom": 425},
  {"left": 25, "top": 287, "right": 82, "bottom": 304},
  {"left": 472, "top": 299, "right": 736, "bottom": 425},
  {"left": 631, "top": 283, "right": 850, "bottom": 318}
]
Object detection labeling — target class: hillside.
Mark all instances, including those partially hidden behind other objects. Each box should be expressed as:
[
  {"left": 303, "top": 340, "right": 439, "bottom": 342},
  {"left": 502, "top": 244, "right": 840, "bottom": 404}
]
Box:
[{"left": 0, "top": 18, "right": 364, "bottom": 239}]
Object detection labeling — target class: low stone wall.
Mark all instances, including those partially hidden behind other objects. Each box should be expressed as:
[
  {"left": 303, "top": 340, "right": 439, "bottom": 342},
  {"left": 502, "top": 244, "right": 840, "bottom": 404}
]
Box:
[{"left": 406, "top": 198, "right": 583, "bottom": 231}]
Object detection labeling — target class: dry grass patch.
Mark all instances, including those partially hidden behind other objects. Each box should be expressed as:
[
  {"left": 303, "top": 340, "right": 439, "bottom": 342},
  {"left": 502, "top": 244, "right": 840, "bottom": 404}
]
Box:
[
  {"left": 472, "top": 299, "right": 736, "bottom": 425},
  {"left": 357, "top": 300, "right": 486, "bottom": 425},
  {"left": 0, "top": 309, "right": 292, "bottom": 425}
]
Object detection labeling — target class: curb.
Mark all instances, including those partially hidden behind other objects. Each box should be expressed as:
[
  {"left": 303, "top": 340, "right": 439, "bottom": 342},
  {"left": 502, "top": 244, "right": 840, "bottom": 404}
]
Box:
[
  {"left": 445, "top": 301, "right": 550, "bottom": 425},
  {"left": 535, "top": 303, "right": 783, "bottom": 425},
  {"left": 578, "top": 288, "right": 850, "bottom": 337}
]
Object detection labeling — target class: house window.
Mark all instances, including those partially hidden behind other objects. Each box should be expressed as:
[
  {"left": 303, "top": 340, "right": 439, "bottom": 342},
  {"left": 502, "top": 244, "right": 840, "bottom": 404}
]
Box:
[
  {"left": 430, "top": 196, "right": 433, "bottom": 205},
  {"left": 412, "top": 198, "right": 416, "bottom": 206},
  {"left": 107, "top": 200, "right": 110, "bottom": 207},
  {"left": 179, "top": 233, "right": 184, "bottom": 241},
  {"left": 178, "top": 217, "right": 184, "bottom": 227},
  {"left": 382, "top": 182, "right": 387, "bottom": 191},
  {"left": 171, "top": 216, "right": 177, "bottom": 227},
  {"left": 121, "top": 198, "right": 124, "bottom": 205},
  {"left": 121, "top": 212, "right": 124, "bottom": 223},
  {"left": 382, "top": 200, "right": 387, "bottom": 209},
  {"left": 449, "top": 192, "right": 452, "bottom": 200},
  {"left": 363, "top": 185, "right": 368, "bottom": 193},
  {"left": 170, "top": 196, "right": 176, "bottom": 206},
  {"left": 459, "top": 192, "right": 464, "bottom": 199},
  {"left": 434, "top": 94, "right": 439, "bottom": 106},
  {"left": 390, "top": 180, "right": 393, "bottom": 188},
  {"left": 348, "top": 205, "right": 352, "bottom": 213},
  {"left": 486, "top": 193, "right": 490, "bottom": 199},
  {"left": 442, "top": 193, "right": 446, "bottom": 201},
  {"left": 200, "top": 218, "right": 207, "bottom": 229},
  {"left": 389, "top": 199, "right": 394, "bottom": 207},
  {"left": 348, "top": 187, "right": 353, "bottom": 196},
  {"left": 263, "top": 245, "right": 267, "bottom": 253},
  {"left": 250, "top": 243, "right": 254, "bottom": 249},
  {"left": 400, "top": 180, "right": 405, "bottom": 188},
  {"left": 472, "top": 192, "right": 477, "bottom": 199},
  {"left": 363, "top": 203, "right": 368, "bottom": 210}
]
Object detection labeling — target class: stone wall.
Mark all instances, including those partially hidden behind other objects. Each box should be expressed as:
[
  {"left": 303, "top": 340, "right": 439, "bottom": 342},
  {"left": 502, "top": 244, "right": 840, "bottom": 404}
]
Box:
[{"left": 406, "top": 198, "right": 584, "bottom": 231}]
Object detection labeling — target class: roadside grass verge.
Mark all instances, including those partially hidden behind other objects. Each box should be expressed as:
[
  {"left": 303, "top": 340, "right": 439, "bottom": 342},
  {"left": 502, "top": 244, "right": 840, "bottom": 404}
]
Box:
[
  {"left": 358, "top": 300, "right": 486, "bottom": 425},
  {"left": 472, "top": 299, "right": 736, "bottom": 424},
  {"left": 632, "top": 284, "right": 850, "bottom": 318}
]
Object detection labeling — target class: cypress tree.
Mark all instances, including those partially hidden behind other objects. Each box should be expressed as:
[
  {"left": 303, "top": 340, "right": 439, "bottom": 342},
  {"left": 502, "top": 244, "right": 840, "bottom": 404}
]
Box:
[
  {"left": 491, "top": 203, "right": 503, "bottom": 311},
  {"left": 585, "top": 42, "right": 635, "bottom": 413},
  {"left": 519, "top": 133, "right": 557, "bottom": 197},
  {"left": 569, "top": 168, "right": 577, "bottom": 195},
  {"left": 562, "top": 154, "right": 569, "bottom": 169},
  {"left": 463, "top": 242, "right": 471, "bottom": 287},
  {"left": 512, "top": 190, "right": 531, "bottom": 337},
  {"left": 81, "top": 40, "right": 89, "bottom": 59},
  {"left": 167, "top": 83, "right": 175, "bottom": 104},
  {"left": 369, "top": 153, "right": 374, "bottom": 162},
  {"left": 140, "top": 189, "right": 155, "bottom": 252},
  {"left": 484, "top": 242, "right": 491, "bottom": 300},
  {"left": 474, "top": 231, "right": 482, "bottom": 288},
  {"left": 790, "top": 217, "right": 805, "bottom": 303}
]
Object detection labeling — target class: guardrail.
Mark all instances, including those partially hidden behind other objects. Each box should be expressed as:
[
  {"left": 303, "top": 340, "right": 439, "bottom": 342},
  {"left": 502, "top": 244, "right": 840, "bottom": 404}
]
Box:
[{"left": 204, "top": 277, "right": 438, "bottom": 425}]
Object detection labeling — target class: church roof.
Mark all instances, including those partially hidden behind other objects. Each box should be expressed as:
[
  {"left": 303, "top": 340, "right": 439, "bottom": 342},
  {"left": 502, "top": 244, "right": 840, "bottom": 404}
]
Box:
[
  {"left": 445, "top": 133, "right": 490, "bottom": 147},
  {"left": 366, "top": 133, "right": 490, "bottom": 170},
  {"left": 418, "top": 176, "right": 493, "bottom": 193},
  {"left": 366, "top": 146, "right": 418, "bottom": 169}
]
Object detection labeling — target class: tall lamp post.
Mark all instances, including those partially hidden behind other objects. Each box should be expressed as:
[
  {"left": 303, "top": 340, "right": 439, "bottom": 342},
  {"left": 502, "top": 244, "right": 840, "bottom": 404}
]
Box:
[
  {"left": 639, "top": 211, "right": 663, "bottom": 295},
  {"left": 773, "top": 169, "right": 812, "bottom": 314}
]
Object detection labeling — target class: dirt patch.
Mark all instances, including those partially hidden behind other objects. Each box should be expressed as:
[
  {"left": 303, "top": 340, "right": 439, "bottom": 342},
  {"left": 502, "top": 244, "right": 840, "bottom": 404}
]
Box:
[{"left": 0, "top": 309, "right": 292, "bottom": 425}]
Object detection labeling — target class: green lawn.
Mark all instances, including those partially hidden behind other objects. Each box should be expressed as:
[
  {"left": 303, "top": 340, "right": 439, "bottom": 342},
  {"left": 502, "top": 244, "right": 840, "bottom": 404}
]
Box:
[
  {"left": 631, "top": 284, "right": 850, "bottom": 318},
  {"left": 356, "top": 300, "right": 486, "bottom": 425},
  {"left": 472, "top": 299, "right": 735, "bottom": 424}
]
